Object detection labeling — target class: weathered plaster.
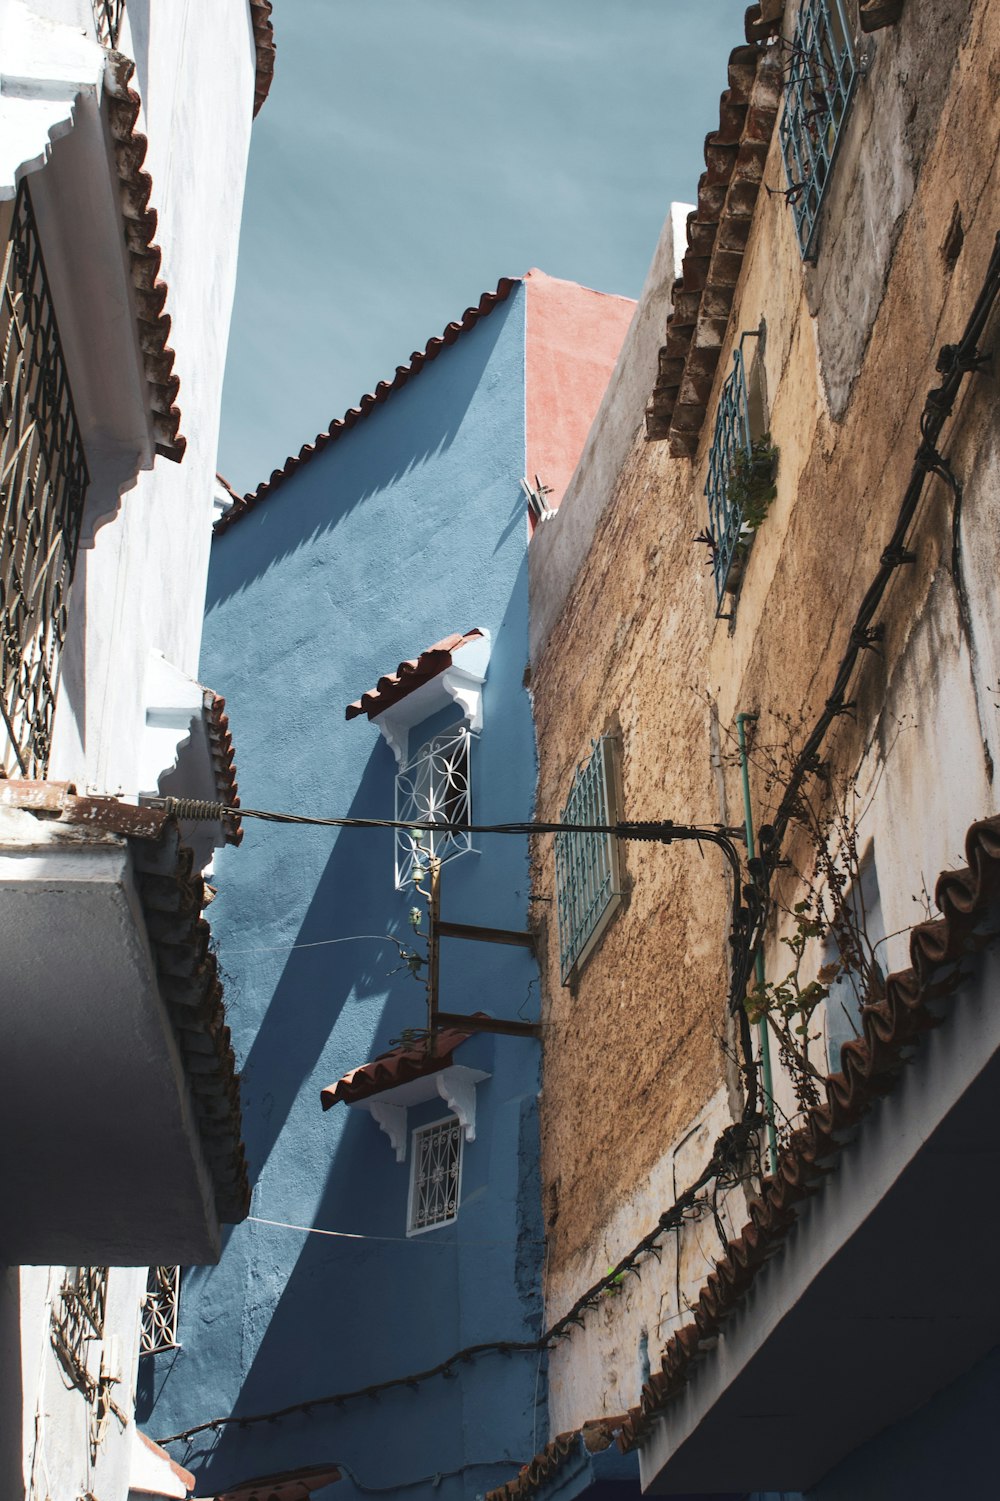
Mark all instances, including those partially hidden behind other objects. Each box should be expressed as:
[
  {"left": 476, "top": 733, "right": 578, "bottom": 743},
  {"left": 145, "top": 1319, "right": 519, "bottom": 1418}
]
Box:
[{"left": 530, "top": 0, "right": 1000, "bottom": 1446}]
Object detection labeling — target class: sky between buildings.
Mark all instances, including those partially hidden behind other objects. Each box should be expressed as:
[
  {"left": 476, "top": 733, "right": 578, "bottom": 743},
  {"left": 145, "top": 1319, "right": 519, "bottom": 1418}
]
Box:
[{"left": 218, "top": 0, "right": 747, "bottom": 494}]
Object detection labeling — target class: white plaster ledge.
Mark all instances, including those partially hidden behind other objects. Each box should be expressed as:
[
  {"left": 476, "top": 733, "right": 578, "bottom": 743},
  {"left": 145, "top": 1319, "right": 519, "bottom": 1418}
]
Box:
[{"left": 351, "top": 1064, "right": 490, "bottom": 1161}]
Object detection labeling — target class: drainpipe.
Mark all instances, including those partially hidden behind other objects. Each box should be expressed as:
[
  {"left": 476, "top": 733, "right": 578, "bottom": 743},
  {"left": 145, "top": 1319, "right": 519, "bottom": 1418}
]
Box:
[{"left": 736, "top": 712, "right": 778, "bottom": 1174}]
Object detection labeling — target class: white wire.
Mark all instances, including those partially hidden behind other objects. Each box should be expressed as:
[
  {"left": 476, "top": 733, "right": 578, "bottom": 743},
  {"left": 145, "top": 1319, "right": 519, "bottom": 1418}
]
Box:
[
  {"left": 224, "top": 934, "right": 401, "bottom": 956},
  {"left": 247, "top": 1215, "right": 543, "bottom": 1247}
]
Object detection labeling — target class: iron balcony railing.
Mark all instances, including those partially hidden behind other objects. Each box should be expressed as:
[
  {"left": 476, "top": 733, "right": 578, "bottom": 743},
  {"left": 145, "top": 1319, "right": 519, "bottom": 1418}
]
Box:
[
  {"left": 704, "top": 345, "right": 753, "bottom": 614},
  {"left": 555, "top": 736, "right": 623, "bottom": 985},
  {"left": 0, "top": 183, "right": 89, "bottom": 778},
  {"left": 93, "top": 0, "right": 126, "bottom": 48},
  {"left": 779, "top": 0, "right": 858, "bottom": 261}
]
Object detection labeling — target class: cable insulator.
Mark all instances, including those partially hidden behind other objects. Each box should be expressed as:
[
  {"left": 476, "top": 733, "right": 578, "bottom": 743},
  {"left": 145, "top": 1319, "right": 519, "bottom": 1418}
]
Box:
[
  {"left": 161, "top": 796, "right": 227, "bottom": 821},
  {"left": 617, "top": 821, "right": 676, "bottom": 842}
]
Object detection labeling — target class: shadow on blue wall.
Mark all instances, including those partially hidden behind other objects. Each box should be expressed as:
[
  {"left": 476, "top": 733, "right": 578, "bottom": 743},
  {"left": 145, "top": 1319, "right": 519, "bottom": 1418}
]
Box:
[{"left": 205, "top": 301, "right": 509, "bottom": 613}]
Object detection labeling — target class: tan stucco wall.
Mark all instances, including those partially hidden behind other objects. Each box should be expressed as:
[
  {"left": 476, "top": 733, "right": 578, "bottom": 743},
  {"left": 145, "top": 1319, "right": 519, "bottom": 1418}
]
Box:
[{"left": 531, "top": 0, "right": 1000, "bottom": 1433}]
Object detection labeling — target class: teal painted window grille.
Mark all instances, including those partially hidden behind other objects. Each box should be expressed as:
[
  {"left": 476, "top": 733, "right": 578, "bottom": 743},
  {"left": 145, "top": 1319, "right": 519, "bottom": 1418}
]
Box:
[
  {"left": 779, "top": 0, "right": 858, "bottom": 262},
  {"left": 555, "top": 737, "right": 623, "bottom": 985},
  {"left": 705, "top": 343, "right": 753, "bottom": 616}
]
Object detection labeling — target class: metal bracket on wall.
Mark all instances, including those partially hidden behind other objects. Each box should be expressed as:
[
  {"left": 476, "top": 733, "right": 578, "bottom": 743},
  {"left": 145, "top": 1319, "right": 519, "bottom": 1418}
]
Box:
[{"left": 423, "top": 859, "right": 541, "bottom": 1040}]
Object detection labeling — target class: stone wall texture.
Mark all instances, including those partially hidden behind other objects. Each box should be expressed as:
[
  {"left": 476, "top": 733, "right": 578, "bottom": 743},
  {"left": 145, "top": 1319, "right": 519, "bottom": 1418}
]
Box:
[{"left": 531, "top": 0, "right": 1000, "bottom": 1434}]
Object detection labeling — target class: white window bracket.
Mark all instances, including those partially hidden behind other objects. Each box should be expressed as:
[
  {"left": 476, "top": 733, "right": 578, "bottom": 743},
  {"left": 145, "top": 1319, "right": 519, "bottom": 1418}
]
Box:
[
  {"left": 373, "top": 630, "right": 492, "bottom": 765},
  {"left": 352, "top": 1064, "right": 490, "bottom": 1162}
]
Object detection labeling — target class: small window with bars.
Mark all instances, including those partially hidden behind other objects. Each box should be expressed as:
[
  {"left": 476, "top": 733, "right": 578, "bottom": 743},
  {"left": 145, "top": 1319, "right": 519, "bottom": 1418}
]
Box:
[
  {"left": 140, "top": 1266, "right": 180, "bottom": 1355},
  {"left": 407, "top": 1117, "right": 464, "bottom": 1235},
  {"left": 554, "top": 736, "right": 624, "bottom": 986},
  {"left": 395, "top": 727, "right": 472, "bottom": 889},
  {"left": 779, "top": 0, "right": 859, "bottom": 262}
]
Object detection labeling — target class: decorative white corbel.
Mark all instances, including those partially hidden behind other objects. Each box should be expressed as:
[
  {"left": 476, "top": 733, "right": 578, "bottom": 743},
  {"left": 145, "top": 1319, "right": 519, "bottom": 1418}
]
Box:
[
  {"left": 435, "top": 1066, "right": 478, "bottom": 1141},
  {"left": 368, "top": 1099, "right": 408, "bottom": 1163},
  {"left": 351, "top": 1064, "right": 490, "bottom": 1158}
]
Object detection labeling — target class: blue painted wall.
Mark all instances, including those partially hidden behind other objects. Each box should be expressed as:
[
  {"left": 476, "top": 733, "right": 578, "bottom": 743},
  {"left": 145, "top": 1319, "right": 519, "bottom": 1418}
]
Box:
[{"left": 141, "top": 286, "right": 549, "bottom": 1500}]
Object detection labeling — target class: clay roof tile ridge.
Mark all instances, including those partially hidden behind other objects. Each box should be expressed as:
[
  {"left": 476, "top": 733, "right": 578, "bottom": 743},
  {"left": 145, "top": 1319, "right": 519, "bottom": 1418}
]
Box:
[{"left": 214, "top": 280, "right": 519, "bottom": 534}]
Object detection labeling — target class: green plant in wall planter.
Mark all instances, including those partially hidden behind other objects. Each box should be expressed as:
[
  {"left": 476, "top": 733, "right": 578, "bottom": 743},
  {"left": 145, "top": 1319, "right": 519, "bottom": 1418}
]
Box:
[
  {"left": 728, "top": 435, "right": 779, "bottom": 533},
  {"left": 723, "top": 435, "right": 779, "bottom": 594}
]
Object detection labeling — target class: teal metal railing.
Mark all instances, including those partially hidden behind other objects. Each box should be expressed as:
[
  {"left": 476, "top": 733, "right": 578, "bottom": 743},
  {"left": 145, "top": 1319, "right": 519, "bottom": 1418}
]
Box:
[
  {"left": 555, "top": 737, "right": 621, "bottom": 984},
  {"left": 779, "top": 0, "right": 858, "bottom": 262},
  {"left": 705, "top": 345, "right": 753, "bottom": 614}
]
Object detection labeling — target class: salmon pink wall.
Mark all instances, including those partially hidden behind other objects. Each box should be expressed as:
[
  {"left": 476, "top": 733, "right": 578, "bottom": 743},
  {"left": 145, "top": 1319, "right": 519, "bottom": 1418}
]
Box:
[{"left": 524, "top": 267, "right": 634, "bottom": 513}]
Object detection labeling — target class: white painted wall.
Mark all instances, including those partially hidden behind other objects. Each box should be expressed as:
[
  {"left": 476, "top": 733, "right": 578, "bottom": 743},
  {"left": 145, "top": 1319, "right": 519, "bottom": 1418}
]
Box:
[
  {"left": 3, "top": 5, "right": 259, "bottom": 1499},
  {"left": 34, "top": 0, "right": 257, "bottom": 797},
  {"left": 18, "top": 1266, "right": 148, "bottom": 1501},
  {"left": 545, "top": 1087, "right": 746, "bottom": 1434}
]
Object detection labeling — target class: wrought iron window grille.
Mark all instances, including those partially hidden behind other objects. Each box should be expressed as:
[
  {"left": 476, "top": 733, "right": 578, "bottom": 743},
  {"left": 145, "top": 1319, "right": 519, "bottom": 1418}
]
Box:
[
  {"left": 1, "top": 183, "right": 89, "bottom": 779},
  {"left": 778, "top": 0, "right": 859, "bottom": 261},
  {"left": 395, "top": 727, "right": 473, "bottom": 889},
  {"left": 140, "top": 1266, "right": 181, "bottom": 1355},
  {"left": 704, "top": 332, "right": 767, "bottom": 618},
  {"left": 407, "top": 1116, "right": 464, "bottom": 1234},
  {"left": 555, "top": 736, "right": 624, "bottom": 985},
  {"left": 50, "top": 1267, "right": 108, "bottom": 1394},
  {"left": 93, "top": 1, "right": 126, "bottom": 49}
]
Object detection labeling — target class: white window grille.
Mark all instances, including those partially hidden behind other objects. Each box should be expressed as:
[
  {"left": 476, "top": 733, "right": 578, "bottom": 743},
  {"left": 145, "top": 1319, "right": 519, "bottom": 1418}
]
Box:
[
  {"left": 407, "top": 1116, "right": 464, "bottom": 1234},
  {"left": 140, "top": 1266, "right": 180, "bottom": 1355},
  {"left": 554, "top": 737, "right": 624, "bottom": 985},
  {"left": 395, "top": 727, "right": 472, "bottom": 888}
]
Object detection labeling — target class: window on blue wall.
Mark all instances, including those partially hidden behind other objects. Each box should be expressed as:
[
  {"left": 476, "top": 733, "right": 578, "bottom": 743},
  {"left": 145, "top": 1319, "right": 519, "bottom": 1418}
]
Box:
[
  {"left": 779, "top": 0, "right": 859, "bottom": 261},
  {"left": 139, "top": 1266, "right": 181, "bottom": 1355},
  {"left": 395, "top": 727, "right": 472, "bottom": 889},
  {"left": 407, "top": 1116, "right": 463, "bottom": 1234},
  {"left": 554, "top": 736, "right": 624, "bottom": 986}
]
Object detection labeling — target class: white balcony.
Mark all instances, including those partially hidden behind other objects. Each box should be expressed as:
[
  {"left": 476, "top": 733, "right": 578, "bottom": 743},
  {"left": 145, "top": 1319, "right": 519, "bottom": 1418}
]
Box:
[{"left": 0, "top": 786, "right": 248, "bottom": 1265}]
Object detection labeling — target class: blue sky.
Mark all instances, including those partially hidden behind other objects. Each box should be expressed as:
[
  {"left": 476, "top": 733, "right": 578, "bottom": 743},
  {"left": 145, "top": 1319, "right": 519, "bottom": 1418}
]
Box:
[{"left": 219, "top": 1, "right": 746, "bottom": 493}]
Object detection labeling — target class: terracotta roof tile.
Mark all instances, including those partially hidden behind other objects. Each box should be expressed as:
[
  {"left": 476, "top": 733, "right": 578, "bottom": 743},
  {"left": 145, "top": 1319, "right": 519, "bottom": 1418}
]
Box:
[
  {"left": 321, "top": 1026, "right": 474, "bottom": 1110},
  {"left": 484, "top": 1418, "right": 628, "bottom": 1501},
  {"left": 104, "top": 53, "right": 185, "bottom": 462},
  {"left": 345, "top": 629, "right": 484, "bottom": 722},
  {"left": 616, "top": 814, "right": 1000, "bottom": 1451},
  {"left": 131, "top": 819, "right": 250, "bottom": 1223},
  {"left": 213, "top": 279, "right": 518, "bottom": 533},
  {"left": 489, "top": 816, "right": 1000, "bottom": 1493},
  {"left": 212, "top": 1461, "right": 341, "bottom": 1500},
  {"left": 645, "top": 40, "right": 782, "bottom": 456},
  {"left": 248, "top": 1, "right": 276, "bottom": 118},
  {"left": 203, "top": 691, "right": 243, "bottom": 845}
]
